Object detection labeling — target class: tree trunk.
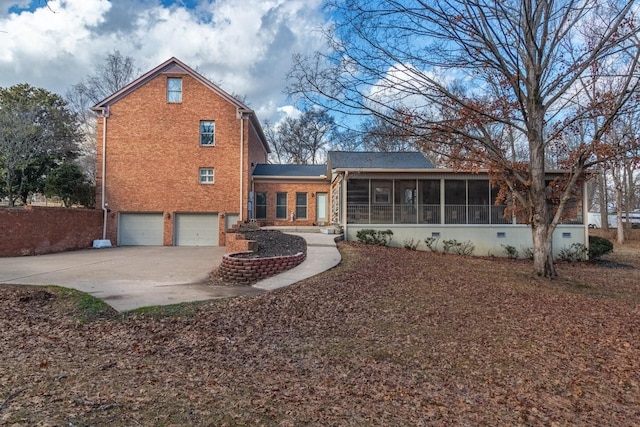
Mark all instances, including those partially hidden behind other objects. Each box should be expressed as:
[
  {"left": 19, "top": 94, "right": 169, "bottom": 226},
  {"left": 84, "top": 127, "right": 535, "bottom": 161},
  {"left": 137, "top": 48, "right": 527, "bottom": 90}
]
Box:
[
  {"left": 528, "top": 158, "right": 557, "bottom": 277},
  {"left": 5, "top": 169, "right": 15, "bottom": 208},
  {"left": 615, "top": 181, "right": 625, "bottom": 244},
  {"left": 532, "top": 222, "right": 556, "bottom": 278},
  {"left": 527, "top": 103, "right": 557, "bottom": 278},
  {"left": 599, "top": 169, "right": 609, "bottom": 232}
]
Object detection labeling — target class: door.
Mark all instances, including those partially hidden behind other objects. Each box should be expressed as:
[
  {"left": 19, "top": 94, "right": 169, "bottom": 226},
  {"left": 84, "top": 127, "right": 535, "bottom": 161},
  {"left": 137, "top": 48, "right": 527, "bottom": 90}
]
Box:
[
  {"left": 174, "top": 213, "right": 219, "bottom": 246},
  {"left": 119, "top": 213, "right": 164, "bottom": 246},
  {"left": 316, "top": 192, "right": 328, "bottom": 224}
]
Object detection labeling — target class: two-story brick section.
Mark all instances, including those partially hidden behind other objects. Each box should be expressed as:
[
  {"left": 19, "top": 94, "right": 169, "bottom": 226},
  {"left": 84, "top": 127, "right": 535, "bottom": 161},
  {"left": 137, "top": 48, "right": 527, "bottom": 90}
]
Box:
[{"left": 93, "top": 57, "right": 269, "bottom": 246}]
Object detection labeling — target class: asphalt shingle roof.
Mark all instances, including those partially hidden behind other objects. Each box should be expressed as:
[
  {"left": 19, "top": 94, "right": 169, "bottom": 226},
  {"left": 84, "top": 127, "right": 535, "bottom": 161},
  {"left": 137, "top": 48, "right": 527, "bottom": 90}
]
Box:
[
  {"left": 328, "top": 151, "right": 434, "bottom": 169},
  {"left": 252, "top": 164, "right": 327, "bottom": 177}
]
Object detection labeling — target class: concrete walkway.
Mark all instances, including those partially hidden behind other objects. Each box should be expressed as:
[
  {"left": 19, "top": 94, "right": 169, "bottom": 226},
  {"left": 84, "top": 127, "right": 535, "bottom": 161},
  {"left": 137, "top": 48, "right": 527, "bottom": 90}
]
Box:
[{"left": 253, "top": 232, "right": 342, "bottom": 290}]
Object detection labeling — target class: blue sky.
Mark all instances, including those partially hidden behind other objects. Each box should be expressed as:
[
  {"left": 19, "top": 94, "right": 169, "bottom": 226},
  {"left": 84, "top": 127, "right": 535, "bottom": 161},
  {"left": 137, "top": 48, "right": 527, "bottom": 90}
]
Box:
[{"left": 0, "top": 0, "right": 328, "bottom": 124}]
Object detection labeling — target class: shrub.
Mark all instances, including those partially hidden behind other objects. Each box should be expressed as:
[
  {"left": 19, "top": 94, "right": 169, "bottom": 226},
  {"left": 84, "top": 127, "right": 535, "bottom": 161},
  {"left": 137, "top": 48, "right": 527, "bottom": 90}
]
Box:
[
  {"left": 403, "top": 238, "right": 419, "bottom": 250},
  {"left": 442, "top": 239, "right": 475, "bottom": 255},
  {"left": 356, "top": 229, "right": 393, "bottom": 246},
  {"left": 501, "top": 244, "right": 519, "bottom": 259},
  {"left": 522, "top": 247, "right": 534, "bottom": 260},
  {"left": 456, "top": 240, "right": 475, "bottom": 256},
  {"left": 557, "top": 243, "right": 588, "bottom": 262},
  {"left": 424, "top": 237, "right": 439, "bottom": 252},
  {"left": 588, "top": 235, "right": 613, "bottom": 260}
]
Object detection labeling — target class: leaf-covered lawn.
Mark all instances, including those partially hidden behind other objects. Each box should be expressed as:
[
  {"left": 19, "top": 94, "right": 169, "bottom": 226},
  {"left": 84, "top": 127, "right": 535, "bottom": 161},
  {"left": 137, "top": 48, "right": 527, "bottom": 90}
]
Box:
[{"left": 1, "top": 237, "right": 640, "bottom": 426}]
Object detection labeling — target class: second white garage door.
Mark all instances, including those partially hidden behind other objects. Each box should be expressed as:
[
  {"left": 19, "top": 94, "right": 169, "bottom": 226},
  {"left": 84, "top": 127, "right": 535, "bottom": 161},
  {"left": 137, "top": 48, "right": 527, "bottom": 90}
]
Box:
[{"left": 174, "top": 213, "right": 219, "bottom": 246}]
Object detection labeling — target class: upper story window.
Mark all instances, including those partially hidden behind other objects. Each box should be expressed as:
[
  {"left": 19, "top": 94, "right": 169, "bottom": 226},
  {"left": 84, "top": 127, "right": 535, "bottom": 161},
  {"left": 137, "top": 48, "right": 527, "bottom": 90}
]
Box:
[
  {"left": 167, "top": 77, "right": 182, "bottom": 103},
  {"left": 200, "top": 121, "right": 215, "bottom": 146},
  {"left": 199, "top": 167, "right": 214, "bottom": 184}
]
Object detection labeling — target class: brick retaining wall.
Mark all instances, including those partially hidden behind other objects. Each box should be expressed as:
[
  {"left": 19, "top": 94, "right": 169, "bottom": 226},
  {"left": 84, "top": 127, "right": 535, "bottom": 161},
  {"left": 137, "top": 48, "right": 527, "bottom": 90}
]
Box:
[
  {"left": 224, "top": 231, "right": 258, "bottom": 253},
  {"left": 0, "top": 206, "right": 103, "bottom": 257},
  {"left": 219, "top": 251, "right": 306, "bottom": 284}
]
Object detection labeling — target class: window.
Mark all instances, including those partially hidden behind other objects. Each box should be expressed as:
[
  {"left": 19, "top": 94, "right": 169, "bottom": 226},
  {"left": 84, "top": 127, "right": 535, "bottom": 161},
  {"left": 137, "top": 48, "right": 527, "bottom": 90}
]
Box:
[
  {"left": 167, "top": 77, "right": 182, "bottom": 103},
  {"left": 255, "top": 192, "right": 267, "bottom": 220},
  {"left": 199, "top": 168, "right": 214, "bottom": 184},
  {"left": 296, "top": 193, "right": 307, "bottom": 219},
  {"left": 276, "top": 192, "right": 287, "bottom": 219},
  {"left": 372, "top": 181, "right": 392, "bottom": 204},
  {"left": 200, "top": 121, "right": 215, "bottom": 146}
]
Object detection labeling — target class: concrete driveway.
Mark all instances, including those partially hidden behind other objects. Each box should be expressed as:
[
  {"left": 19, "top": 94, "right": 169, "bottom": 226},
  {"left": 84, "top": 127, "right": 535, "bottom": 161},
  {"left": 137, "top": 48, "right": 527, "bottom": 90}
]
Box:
[{"left": 0, "top": 246, "right": 263, "bottom": 311}]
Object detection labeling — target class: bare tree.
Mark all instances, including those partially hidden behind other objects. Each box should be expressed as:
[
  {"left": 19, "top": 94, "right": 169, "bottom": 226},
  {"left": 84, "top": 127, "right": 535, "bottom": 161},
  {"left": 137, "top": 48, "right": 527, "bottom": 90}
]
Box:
[
  {"left": 66, "top": 50, "right": 138, "bottom": 181},
  {"left": 265, "top": 109, "right": 336, "bottom": 164},
  {"left": 288, "top": 0, "right": 640, "bottom": 277}
]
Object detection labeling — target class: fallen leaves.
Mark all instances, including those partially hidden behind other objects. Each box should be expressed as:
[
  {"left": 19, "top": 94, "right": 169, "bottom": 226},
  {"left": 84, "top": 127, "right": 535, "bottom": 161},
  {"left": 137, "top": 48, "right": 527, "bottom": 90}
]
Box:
[{"left": 1, "top": 238, "right": 640, "bottom": 425}]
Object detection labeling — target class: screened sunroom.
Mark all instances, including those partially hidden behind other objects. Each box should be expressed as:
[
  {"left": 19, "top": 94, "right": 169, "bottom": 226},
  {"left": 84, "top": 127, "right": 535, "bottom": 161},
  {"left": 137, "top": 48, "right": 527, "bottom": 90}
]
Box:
[{"left": 346, "top": 177, "right": 512, "bottom": 225}]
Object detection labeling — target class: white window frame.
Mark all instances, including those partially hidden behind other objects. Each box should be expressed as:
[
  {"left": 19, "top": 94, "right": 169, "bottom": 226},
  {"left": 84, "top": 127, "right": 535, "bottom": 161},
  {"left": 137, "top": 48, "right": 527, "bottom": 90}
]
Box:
[
  {"left": 276, "top": 192, "right": 287, "bottom": 219},
  {"left": 374, "top": 186, "right": 391, "bottom": 204},
  {"left": 199, "top": 168, "right": 214, "bottom": 184},
  {"left": 200, "top": 120, "right": 215, "bottom": 146},
  {"left": 296, "top": 192, "right": 307, "bottom": 219},
  {"left": 167, "top": 77, "right": 182, "bottom": 103}
]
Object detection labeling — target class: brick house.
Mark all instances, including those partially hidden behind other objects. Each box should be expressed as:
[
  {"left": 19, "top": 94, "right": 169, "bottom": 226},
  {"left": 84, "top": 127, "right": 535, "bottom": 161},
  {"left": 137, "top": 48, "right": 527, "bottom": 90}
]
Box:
[
  {"left": 93, "top": 57, "right": 269, "bottom": 246},
  {"left": 94, "top": 58, "right": 587, "bottom": 256}
]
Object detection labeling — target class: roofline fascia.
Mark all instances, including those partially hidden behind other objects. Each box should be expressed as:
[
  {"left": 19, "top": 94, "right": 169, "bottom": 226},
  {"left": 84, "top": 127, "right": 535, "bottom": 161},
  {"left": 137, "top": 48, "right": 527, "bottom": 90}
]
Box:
[
  {"left": 252, "top": 176, "right": 328, "bottom": 181},
  {"left": 332, "top": 168, "right": 439, "bottom": 174},
  {"left": 333, "top": 167, "right": 579, "bottom": 175}
]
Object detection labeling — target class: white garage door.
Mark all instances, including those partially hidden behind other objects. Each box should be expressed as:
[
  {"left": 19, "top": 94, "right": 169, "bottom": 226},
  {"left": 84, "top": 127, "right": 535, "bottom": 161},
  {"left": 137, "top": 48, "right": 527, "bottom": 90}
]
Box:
[
  {"left": 175, "top": 213, "right": 219, "bottom": 246},
  {"left": 119, "top": 213, "right": 164, "bottom": 246}
]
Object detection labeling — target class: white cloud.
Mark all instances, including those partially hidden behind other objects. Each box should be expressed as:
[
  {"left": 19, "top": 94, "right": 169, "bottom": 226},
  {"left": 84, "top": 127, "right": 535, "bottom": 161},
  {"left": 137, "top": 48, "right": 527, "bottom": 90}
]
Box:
[{"left": 0, "top": 0, "right": 328, "bottom": 123}]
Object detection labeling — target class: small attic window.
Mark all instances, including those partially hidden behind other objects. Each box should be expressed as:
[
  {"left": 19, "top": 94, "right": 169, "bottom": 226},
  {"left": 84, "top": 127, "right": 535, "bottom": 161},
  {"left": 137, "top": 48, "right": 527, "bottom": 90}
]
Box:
[{"left": 167, "top": 77, "right": 182, "bottom": 103}]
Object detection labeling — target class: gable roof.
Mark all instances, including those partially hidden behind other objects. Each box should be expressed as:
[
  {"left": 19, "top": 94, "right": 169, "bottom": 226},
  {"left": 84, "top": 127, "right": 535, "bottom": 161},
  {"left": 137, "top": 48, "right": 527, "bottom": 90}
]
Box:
[
  {"left": 91, "top": 57, "right": 270, "bottom": 153},
  {"left": 252, "top": 164, "right": 327, "bottom": 178},
  {"left": 328, "top": 151, "right": 434, "bottom": 170}
]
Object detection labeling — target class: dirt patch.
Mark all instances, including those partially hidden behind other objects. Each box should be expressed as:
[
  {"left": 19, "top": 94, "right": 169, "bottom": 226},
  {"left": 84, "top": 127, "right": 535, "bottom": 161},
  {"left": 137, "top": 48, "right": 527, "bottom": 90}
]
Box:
[{"left": 240, "top": 229, "right": 306, "bottom": 258}]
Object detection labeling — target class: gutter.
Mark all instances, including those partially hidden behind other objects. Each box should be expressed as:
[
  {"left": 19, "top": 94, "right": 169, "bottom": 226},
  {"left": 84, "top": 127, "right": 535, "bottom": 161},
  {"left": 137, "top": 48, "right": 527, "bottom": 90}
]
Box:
[
  {"left": 101, "top": 108, "right": 109, "bottom": 240},
  {"left": 252, "top": 175, "right": 328, "bottom": 181},
  {"left": 93, "top": 106, "right": 112, "bottom": 247},
  {"left": 238, "top": 109, "right": 250, "bottom": 222}
]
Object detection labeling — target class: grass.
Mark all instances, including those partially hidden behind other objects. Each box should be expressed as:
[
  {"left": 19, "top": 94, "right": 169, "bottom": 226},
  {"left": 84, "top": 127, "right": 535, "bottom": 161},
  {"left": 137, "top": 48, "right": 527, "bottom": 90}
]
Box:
[
  {"left": 47, "top": 285, "right": 116, "bottom": 323},
  {"left": 124, "top": 299, "right": 222, "bottom": 319}
]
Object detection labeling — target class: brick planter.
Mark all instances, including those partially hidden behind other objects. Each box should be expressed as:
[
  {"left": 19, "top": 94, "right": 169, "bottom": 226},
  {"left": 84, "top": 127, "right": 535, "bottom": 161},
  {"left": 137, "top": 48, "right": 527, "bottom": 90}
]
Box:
[{"left": 219, "top": 251, "right": 306, "bottom": 284}]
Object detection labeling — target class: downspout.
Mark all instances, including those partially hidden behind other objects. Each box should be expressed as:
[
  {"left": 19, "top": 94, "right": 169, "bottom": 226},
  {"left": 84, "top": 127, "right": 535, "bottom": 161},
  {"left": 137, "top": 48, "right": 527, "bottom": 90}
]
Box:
[
  {"left": 583, "top": 179, "right": 589, "bottom": 259},
  {"left": 100, "top": 107, "right": 109, "bottom": 240},
  {"left": 343, "top": 171, "right": 349, "bottom": 240},
  {"left": 239, "top": 112, "right": 246, "bottom": 222}
]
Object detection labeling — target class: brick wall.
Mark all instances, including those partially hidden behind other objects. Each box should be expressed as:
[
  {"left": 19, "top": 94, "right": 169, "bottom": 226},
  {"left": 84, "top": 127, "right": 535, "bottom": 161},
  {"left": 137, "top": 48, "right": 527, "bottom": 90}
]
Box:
[
  {"left": 96, "top": 69, "right": 269, "bottom": 245},
  {"left": 219, "top": 251, "right": 306, "bottom": 284},
  {"left": 253, "top": 181, "right": 331, "bottom": 226},
  {"left": 225, "top": 231, "right": 258, "bottom": 253},
  {"left": 0, "top": 206, "right": 103, "bottom": 257}
]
